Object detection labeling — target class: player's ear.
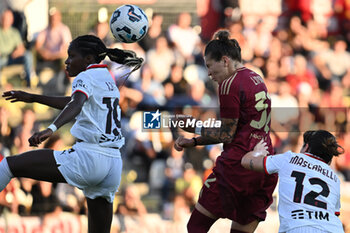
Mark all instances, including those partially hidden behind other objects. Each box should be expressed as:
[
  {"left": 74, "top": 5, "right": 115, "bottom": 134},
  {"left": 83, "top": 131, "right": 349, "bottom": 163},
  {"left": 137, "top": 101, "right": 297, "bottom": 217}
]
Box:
[
  {"left": 222, "top": 56, "right": 229, "bottom": 66},
  {"left": 85, "top": 54, "right": 95, "bottom": 64}
]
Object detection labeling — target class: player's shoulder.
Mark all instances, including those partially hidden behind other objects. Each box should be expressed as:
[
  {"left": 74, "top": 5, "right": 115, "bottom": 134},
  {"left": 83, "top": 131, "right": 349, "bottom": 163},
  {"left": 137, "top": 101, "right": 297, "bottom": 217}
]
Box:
[
  {"left": 72, "top": 70, "right": 94, "bottom": 88},
  {"left": 238, "top": 67, "right": 265, "bottom": 86},
  {"left": 270, "top": 150, "right": 294, "bottom": 160},
  {"left": 220, "top": 67, "right": 265, "bottom": 96},
  {"left": 74, "top": 69, "right": 91, "bottom": 80}
]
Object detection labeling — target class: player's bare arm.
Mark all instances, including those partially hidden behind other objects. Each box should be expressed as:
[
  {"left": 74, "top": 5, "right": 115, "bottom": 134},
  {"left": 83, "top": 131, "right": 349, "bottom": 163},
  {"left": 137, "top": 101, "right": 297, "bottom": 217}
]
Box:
[
  {"left": 199, "top": 118, "right": 238, "bottom": 144},
  {"left": 241, "top": 140, "right": 269, "bottom": 172},
  {"left": 175, "top": 118, "right": 238, "bottom": 151},
  {"left": 28, "top": 92, "right": 87, "bottom": 147},
  {"left": 2, "top": 90, "right": 71, "bottom": 110},
  {"left": 51, "top": 91, "right": 87, "bottom": 129}
]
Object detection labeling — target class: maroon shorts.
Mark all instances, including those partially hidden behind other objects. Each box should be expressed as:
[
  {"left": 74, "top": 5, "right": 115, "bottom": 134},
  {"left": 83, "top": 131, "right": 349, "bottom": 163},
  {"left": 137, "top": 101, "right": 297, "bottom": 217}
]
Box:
[{"left": 197, "top": 158, "right": 277, "bottom": 225}]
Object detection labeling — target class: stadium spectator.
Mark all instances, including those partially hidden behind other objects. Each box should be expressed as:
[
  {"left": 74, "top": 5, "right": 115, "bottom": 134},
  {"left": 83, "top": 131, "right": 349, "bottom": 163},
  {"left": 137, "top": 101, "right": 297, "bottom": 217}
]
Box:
[
  {"left": 162, "top": 143, "right": 185, "bottom": 205},
  {"left": 90, "top": 20, "right": 114, "bottom": 47},
  {"left": 317, "top": 36, "right": 350, "bottom": 82},
  {"left": 146, "top": 35, "right": 176, "bottom": 83},
  {"left": 138, "top": 13, "right": 164, "bottom": 51},
  {"left": 30, "top": 180, "right": 59, "bottom": 215},
  {"left": 167, "top": 12, "right": 201, "bottom": 65},
  {"left": 174, "top": 30, "right": 277, "bottom": 233},
  {"left": 172, "top": 194, "right": 191, "bottom": 224},
  {"left": 174, "top": 163, "right": 202, "bottom": 208},
  {"left": 196, "top": 0, "right": 224, "bottom": 42},
  {"left": 162, "top": 64, "right": 191, "bottom": 108},
  {"left": 1, "top": 34, "right": 143, "bottom": 233},
  {"left": 16, "top": 177, "right": 34, "bottom": 215},
  {"left": 0, "top": 105, "right": 14, "bottom": 156},
  {"left": 34, "top": 7, "right": 71, "bottom": 94},
  {"left": 13, "top": 108, "right": 40, "bottom": 154},
  {"left": 245, "top": 19, "right": 274, "bottom": 58},
  {"left": 0, "top": 9, "right": 34, "bottom": 87},
  {"left": 116, "top": 184, "right": 147, "bottom": 216},
  {"left": 241, "top": 130, "right": 345, "bottom": 233},
  {"left": 270, "top": 80, "right": 299, "bottom": 141},
  {"left": 116, "top": 184, "right": 148, "bottom": 233},
  {"left": 286, "top": 54, "right": 318, "bottom": 96},
  {"left": 133, "top": 64, "right": 166, "bottom": 107}
]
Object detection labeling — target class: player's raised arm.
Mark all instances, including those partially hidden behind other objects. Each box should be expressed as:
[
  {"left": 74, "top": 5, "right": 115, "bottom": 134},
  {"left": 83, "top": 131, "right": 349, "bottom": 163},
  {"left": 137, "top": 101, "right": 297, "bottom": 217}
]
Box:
[{"left": 2, "top": 90, "right": 71, "bottom": 110}]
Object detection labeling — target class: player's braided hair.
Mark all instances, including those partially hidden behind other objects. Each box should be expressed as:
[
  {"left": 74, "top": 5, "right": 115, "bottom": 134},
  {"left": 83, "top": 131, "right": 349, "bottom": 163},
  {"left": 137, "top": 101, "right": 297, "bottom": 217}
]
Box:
[
  {"left": 70, "top": 35, "right": 143, "bottom": 82},
  {"left": 204, "top": 30, "right": 242, "bottom": 62},
  {"left": 303, "top": 130, "right": 344, "bottom": 163}
]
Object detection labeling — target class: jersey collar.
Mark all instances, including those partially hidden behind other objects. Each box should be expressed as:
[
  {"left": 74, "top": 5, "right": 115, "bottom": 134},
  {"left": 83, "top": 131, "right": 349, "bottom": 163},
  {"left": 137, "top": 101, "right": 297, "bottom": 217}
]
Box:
[
  {"left": 304, "top": 152, "right": 327, "bottom": 163},
  {"left": 235, "top": 67, "right": 246, "bottom": 72},
  {"left": 86, "top": 64, "right": 108, "bottom": 70}
]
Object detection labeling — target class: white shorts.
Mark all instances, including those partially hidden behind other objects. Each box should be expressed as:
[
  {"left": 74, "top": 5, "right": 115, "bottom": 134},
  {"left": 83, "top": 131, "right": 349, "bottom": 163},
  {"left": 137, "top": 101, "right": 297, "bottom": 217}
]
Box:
[{"left": 53, "top": 142, "right": 123, "bottom": 203}]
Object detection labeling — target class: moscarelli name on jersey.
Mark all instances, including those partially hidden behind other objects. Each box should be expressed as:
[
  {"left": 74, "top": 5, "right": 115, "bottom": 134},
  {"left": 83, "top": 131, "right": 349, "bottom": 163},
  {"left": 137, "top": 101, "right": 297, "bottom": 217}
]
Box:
[
  {"left": 289, "top": 156, "right": 338, "bottom": 182},
  {"left": 291, "top": 209, "right": 330, "bottom": 221}
]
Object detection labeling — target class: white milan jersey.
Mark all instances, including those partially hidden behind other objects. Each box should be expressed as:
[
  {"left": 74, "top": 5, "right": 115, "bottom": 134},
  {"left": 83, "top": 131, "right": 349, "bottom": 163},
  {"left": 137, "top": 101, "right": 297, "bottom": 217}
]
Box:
[
  {"left": 264, "top": 151, "right": 344, "bottom": 233},
  {"left": 70, "top": 64, "right": 125, "bottom": 151}
]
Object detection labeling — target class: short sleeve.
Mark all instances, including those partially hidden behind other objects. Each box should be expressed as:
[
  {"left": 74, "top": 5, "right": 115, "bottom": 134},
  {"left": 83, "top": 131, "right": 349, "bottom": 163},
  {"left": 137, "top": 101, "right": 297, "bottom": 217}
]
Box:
[
  {"left": 335, "top": 185, "right": 341, "bottom": 216},
  {"left": 71, "top": 73, "right": 92, "bottom": 98},
  {"left": 264, "top": 151, "right": 291, "bottom": 175}
]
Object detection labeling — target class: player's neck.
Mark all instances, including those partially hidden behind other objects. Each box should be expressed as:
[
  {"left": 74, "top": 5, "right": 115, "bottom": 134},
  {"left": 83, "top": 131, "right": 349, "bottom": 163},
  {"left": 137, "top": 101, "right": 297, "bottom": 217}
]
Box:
[{"left": 232, "top": 62, "right": 244, "bottom": 73}]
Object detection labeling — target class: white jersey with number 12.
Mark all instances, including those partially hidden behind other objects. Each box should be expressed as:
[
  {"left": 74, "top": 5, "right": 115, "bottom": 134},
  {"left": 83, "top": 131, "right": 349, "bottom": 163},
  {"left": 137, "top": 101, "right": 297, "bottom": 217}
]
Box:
[{"left": 264, "top": 151, "right": 344, "bottom": 233}]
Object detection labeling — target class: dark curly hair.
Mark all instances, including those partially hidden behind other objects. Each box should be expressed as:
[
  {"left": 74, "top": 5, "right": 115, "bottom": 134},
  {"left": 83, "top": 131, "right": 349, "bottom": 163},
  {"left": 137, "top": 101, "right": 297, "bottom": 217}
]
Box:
[
  {"left": 303, "top": 130, "right": 344, "bottom": 163},
  {"left": 69, "top": 35, "right": 143, "bottom": 83},
  {"left": 204, "top": 30, "right": 242, "bottom": 62}
]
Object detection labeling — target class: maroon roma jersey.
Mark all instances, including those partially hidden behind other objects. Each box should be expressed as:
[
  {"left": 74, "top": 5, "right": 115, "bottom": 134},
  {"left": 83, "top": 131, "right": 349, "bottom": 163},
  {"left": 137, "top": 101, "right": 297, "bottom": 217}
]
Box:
[
  {"left": 198, "top": 68, "right": 277, "bottom": 224},
  {"left": 219, "top": 67, "right": 273, "bottom": 160}
]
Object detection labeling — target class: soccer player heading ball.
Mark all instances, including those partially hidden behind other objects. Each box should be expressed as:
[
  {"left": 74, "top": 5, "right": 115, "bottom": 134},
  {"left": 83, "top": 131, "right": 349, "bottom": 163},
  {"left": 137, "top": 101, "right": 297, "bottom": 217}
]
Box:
[
  {"left": 174, "top": 30, "right": 278, "bottom": 233},
  {"left": 1, "top": 35, "right": 143, "bottom": 233},
  {"left": 242, "top": 130, "right": 345, "bottom": 233}
]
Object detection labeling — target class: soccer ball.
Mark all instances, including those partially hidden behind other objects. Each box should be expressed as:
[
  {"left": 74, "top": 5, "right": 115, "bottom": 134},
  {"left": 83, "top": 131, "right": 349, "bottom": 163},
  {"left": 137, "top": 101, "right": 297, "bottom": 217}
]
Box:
[{"left": 110, "top": 5, "right": 149, "bottom": 43}]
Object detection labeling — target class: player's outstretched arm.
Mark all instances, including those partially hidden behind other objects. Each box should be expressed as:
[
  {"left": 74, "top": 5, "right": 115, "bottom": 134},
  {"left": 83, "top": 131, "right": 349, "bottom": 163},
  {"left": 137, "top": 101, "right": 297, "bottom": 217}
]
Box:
[
  {"left": 2, "top": 90, "right": 71, "bottom": 110},
  {"left": 241, "top": 140, "right": 269, "bottom": 172}
]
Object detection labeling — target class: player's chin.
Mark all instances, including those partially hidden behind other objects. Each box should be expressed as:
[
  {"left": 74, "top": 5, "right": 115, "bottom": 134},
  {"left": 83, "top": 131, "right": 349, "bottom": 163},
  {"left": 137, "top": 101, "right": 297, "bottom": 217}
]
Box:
[{"left": 66, "top": 69, "right": 77, "bottom": 77}]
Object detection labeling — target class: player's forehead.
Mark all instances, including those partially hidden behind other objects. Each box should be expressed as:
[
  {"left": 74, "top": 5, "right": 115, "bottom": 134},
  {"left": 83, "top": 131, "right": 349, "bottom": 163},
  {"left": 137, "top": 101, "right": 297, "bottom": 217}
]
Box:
[
  {"left": 204, "top": 55, "right": 220, "bottom": 67},
  {"left": 67, "top": 44, "right": 81, "bottom": 55},
  {"left": 204, "top": 55, "right": 214, "bottom": 65}
]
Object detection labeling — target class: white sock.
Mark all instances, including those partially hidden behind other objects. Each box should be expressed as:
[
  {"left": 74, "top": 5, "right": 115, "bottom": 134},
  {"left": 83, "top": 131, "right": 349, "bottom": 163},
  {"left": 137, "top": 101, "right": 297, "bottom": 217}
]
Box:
[{"left": 0, "top": 158, "right": 14, "bottom": 191}]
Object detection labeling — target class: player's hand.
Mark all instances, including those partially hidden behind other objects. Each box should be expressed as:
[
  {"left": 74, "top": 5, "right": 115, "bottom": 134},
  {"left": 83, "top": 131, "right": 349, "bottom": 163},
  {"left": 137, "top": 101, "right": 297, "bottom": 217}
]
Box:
[
  {"left": 253, "top": 139, "right": 269, "bottom": 157},
  {"left": 174, "top": 135, "right": 195, "bottom": 151},
  {"left": 2, "top": 90, "right": 33, "bottom": 103},
  {"left": 28, "top": 129, "right": 53, "bottom": 147}
]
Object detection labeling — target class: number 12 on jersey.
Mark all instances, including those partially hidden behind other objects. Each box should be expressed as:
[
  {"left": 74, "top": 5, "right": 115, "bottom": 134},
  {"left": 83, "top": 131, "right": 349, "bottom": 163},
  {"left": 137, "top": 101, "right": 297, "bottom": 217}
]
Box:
[{"left": 291, "top": 170, "right": 330, "bottom": 210}]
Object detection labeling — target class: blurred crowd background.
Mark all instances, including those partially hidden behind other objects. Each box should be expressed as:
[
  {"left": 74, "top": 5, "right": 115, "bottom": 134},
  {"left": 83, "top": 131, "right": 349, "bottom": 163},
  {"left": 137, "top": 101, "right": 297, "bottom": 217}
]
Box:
[{"left": 1, "top": 0, "right": 350, "bottom": 232}]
